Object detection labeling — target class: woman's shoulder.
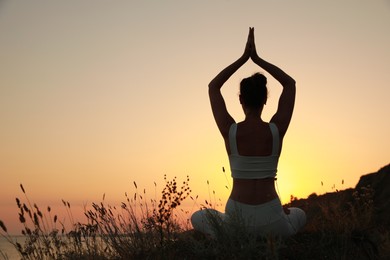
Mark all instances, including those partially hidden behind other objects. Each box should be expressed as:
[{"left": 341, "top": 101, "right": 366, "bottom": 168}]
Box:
[{"left": 237, "top": 120, "right": 272, "bottom": 129}]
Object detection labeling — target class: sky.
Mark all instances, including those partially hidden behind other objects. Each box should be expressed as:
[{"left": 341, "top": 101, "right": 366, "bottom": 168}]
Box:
[{"left": 1, "top": 0, "right": 389, "bottom": 234}]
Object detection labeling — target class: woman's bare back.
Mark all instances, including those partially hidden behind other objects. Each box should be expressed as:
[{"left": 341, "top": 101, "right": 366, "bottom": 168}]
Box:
[{"left": 227, "top": 120, "right": 280, "bottom": 205}]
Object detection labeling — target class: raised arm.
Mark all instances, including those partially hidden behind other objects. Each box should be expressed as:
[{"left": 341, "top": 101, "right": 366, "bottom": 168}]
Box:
[
  {"left": 209, "top": 29, "right": 252, "bottom": 137},
  {"left": 250, "top": 28, "right": 296, "bottom": 137}
]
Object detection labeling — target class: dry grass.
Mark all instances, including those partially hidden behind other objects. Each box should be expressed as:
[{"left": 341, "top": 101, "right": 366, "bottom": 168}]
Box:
[
  {"left": 281, "top": 185, "right": 389, "bottom": 259},
  {"left": 1, "top": 177, "right": 389, "bottom": 259}
]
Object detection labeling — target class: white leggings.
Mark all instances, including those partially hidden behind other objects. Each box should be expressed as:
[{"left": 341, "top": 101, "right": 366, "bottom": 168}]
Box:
[{"left": 191, "top": 198, "right": 306, "bottom": 238}]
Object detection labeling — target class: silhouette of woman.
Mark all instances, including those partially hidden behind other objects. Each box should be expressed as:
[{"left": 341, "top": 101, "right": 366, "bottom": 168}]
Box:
[{"left": 191, "top": 28, "right": 306, "bottom": 237}]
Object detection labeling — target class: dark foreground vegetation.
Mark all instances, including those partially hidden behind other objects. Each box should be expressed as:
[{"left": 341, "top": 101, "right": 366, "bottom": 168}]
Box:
[{"left": 1, "top": 165, "right": 389, "bottom": 259}]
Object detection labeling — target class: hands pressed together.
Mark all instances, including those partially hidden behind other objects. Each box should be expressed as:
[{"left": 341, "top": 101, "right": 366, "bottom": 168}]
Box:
[{"left": 243, "top": 27, "right": 259, "bottom": 61}]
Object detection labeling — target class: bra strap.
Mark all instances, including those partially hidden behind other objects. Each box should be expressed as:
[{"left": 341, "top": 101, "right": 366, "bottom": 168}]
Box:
[
  {"left": 228, "top": 123, "right": 238, "bottom": 155},
  {"left": 269, "top": 123, "right": 280, "bottom": 155}
]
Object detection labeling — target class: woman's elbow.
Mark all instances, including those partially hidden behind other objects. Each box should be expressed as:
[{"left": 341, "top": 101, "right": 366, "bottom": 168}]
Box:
[
  {"left": 283, "top": 79, "right": 296, "bottom": 90},
  {"left": 208, "top": 80, "right": 218, "bottom": 89},
  {"left": 208, "top": 81, "right": 221, "bottom": 93},
  {"left": 287, "top": 77, "right": 296, "bottom": 86}
]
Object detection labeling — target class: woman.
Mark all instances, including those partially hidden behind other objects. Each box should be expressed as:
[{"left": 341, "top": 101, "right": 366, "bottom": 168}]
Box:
[{"left": 191, "top": 28, "right": 306, "bottom": 238}]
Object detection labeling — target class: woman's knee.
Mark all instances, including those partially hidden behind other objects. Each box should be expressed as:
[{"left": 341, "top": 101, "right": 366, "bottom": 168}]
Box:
[
  {"left": 288, "top": 207, "right": 306, "bottom": 230},
  {"left": 190, "top": 209, "right": 224, "bottom": 237},
  {"left": 190, "top": 210, "right": 205, "bottom": 230}
]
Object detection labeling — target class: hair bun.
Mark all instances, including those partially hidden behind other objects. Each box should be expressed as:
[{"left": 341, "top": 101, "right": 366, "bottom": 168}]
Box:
[{"left": 252, "top": 73, "right": 267, "bottom": 86}]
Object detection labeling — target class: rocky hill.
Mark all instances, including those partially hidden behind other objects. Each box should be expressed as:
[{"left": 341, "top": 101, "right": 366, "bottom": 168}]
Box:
[
  {"left": 356, "top": 164, "right": 390, "bottom": 225},
  {"left": 287, "top": 164, "right": 390, "bottom": 229}
]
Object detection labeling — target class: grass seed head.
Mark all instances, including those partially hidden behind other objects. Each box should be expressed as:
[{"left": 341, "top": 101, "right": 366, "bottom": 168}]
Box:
[
  {"left": 20, "top": 184, "right": 25, "bottom": 193},
  {"left": 19, "top": 213, "right": 26, "bottom": 223},
  {"left": 33, "top": 213, "right": 40, "bottom": 227},
  {"left": 0, "top": 220, "right": 7, "bottom": 232},
  {"left": 16, "top": 198, "right": 21, "bottom": 208}
]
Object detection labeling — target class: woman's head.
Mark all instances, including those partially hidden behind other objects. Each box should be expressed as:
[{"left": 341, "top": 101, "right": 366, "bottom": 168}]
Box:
[{"left": 239, "top": 73, "right": 268, "bottom": 110}]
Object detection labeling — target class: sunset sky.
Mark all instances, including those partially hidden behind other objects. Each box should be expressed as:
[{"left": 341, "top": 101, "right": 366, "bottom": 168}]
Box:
[{"left": 1, "top": 0, "right": 389, "bottom": 234}]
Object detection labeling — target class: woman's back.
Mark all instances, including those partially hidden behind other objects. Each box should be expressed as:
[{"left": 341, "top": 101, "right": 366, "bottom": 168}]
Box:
[
  {"left": 228, "top": 119, "right": 280, "bottom": 205},
  {"left": 232, "top": 120, "right": 276, "bottom": 156}
]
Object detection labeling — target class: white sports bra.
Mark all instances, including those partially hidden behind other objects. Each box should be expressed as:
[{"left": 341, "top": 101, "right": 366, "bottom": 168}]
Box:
[{"left": 228, "top": 122, "right": 280, "bottom": 179}]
